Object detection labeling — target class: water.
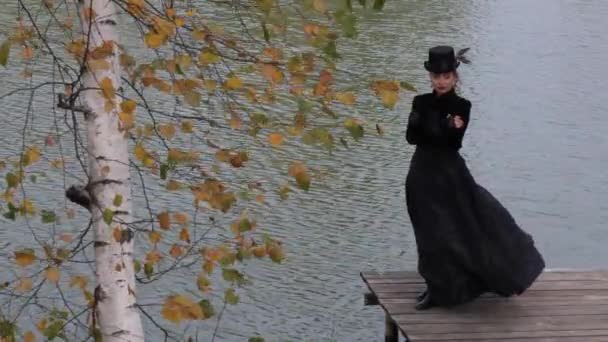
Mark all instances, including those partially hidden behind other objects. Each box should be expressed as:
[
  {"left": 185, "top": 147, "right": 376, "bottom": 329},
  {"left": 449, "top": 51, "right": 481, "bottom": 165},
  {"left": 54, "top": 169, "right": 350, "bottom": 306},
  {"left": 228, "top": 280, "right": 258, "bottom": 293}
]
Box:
[{"left": 1, "top": 0, "right": 607, "bottom": 340}]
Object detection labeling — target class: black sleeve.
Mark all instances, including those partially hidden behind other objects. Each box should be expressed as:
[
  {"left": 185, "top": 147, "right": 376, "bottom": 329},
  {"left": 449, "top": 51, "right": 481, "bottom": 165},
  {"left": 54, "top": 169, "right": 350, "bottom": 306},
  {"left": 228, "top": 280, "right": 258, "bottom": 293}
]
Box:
[
  {"left": 406, "top": 96, "right": 423, "bottom": 145},
  {"left": 444, "top": 99, "right": 471, "bottom": 147}
]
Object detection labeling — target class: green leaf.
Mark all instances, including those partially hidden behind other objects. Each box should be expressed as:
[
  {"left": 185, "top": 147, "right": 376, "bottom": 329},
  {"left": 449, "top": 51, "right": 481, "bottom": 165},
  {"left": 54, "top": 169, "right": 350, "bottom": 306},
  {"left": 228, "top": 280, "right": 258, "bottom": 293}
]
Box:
[
  {"left": 0, "top": 40, "right": 10, "bottom": 67},
  {"left": 198, "top": 299, "right": 215, "bottom": 317},
  {"left": 41, "top": 210, "right": 57, "bottom": 223},
  {"left": 262, "top": 21, "right": 270, "bottom": 42},
  {"left": 249, "top": 337, "right": 265, "bottom": 342},
  {"left": 344, "top": 119, "right": 364, "bottom": 140},
  {"left": 6, "top": 172, "right": 19, "bottom": 188},
  {"left": 224, "top": 288, "right": 239, "bottom": 305},
  {"left": 160, "top": 163, "right": 169, "bottom": 180},
  {"left": 102, "top": 208, "right": 114, "bottom": 225},
  {"left": 250, "top": 113, "right": 269, "bottom": 126},
  {"left": 323, "top": 40, "right": 341, "bottom": 60},
  {"left": 399, "top": 81, "right": 418, "bottom": 92},
  {"left": 43, "top": 320, "right": 66, "bottom": 340},
  {"left": 144, "top": 263, "right": 154, "bottom": 279},
  {"left": 373, "top": 0, "right": 385, "bottom": 10},
  {"left": 30, "top": 175, "right": 37, "bottom": 183},
  {"left": 0, "top": 320, "right": 15, "bottom": 340},
  {"left": 257, "top": 0, "right": 274, "bottom": 14},
  {"left": 113, "top": 194, "right": 123, "bottom": 207},
  {"left": 335, "top": 10, "right": 358, "bottom": 38},
  {"left": 184, "top": 90, "right": 201, "bottom": 107},
  {"left": 133, "top": 260, "right": 141, "bottom": 273},
  {"left": 340, "top": 137, "right": 349, "bottom": 148},
  {"left": 219, "top": 253, "right": 237, "bottom": 267},
  {"left": 345, "top": 0, "right": 353, "bottom": 12},
  {"left": 238, "top": 218, "right": 253, "bottom": 232},
  {"left": 357, "top": 0, "right": 366, "bottom": 7},
  {"left": 3, "top": 211, "right": 16, "bottom": 221},
  {"left": 222, "top": 268, "right": 246, "bottom": 285}
]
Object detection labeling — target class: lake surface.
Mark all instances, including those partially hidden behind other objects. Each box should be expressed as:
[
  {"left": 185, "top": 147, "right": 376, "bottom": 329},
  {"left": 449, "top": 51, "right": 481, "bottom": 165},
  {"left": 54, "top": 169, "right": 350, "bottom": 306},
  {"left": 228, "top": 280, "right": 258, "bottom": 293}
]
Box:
[{"left": 1, "top": 0, "right": 607, "bottom": 340}]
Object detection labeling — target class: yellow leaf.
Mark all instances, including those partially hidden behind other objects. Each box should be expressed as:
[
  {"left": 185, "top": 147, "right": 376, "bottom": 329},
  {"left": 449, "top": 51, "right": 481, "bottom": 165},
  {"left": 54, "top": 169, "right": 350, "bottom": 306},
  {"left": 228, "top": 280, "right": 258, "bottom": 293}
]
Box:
[
  {"left": 24, "top": 331, "right": 36, "bottom": 342},
  {"left": 145, "top": 250, "right": 162, "bottom": 265},
  {"left": 158, "top": 123, "right": 176, "bottom": 140},
  {"left": 224, "top": 75, "right": 243, "bottom": 90},
  {"left": 192, "top": 29, "right": 207, "bottom": 41},
  {"left": 196, "top": 273, "right": 211, "bottom": 292},
  {"left": 174, "top": 212, "right": 189, "bottom": 226},
  {"left": 260, "top": 64, "right": 284, "bottom": 85},
  {"left": 113, "top": 227, "right": 122, "bottom": 242},
  {"left": 59, "top": 233, "right": 73, "bottom": 243},
  {"left": 334, "top": 92, "right": 356, "bottom": 105},
  {"left": 36, "top": 319, "right": 47, "bottom": 332},
  {"left": 21, "top": 46, "right": 34, "bottom": 59},
  {"left": 70, "top": 275, "right": 88, "bottom": 289},
  {"left": 24, "top": 146, "right": 41, "bottom": 166},
  {"left": 313, "top": 0, "right": 327, "bottom": 13},
  {"left": 169, "top": 244, "right": 183, "bottom": 258},
  {"left": 180, "top": 120, "right": 194, "bottom": 133},
  {"left": 51, "top": 158, "right": 64, "bottom": 169},
  {"left": 267, "top": 132, "right": 284, "bottom": 146},
  {"left": 203, "top": 260, "right": 214, "bottom": 274},
  {"left": 204, "top": 79, "right": 217, "bottom": 90},
  {"left": 183, "top": 90, "right": 201, "bottom": 107},
  {"left": 158, "top": 212, "right": 171, "bottom": 230},
  {"left": 17, "top": 277, "right": 33, "bottom": 293},
  {"left": 166, "top": 180, "right": 182, "bottom": 191},
  {"left": 15, "top": 249, "right": 36, "bottom": 267},
  {"left": 134, "top": 143, "right": 147, "bottom": 162},
  {"left": 161, "top": 295, "right": 204, "bottom": 323},
  {"left": 118, "top": 111, "right": 135, "bottom": 130},
  {"left": 262, "top": 47, "right": 282, "bottom": 61},
  {"left": 165, "top": 7, "right": 175, "bottom": 18},
  {"left": 145, "top": 32, "right": 166, "bottom": 49},
  {"left": 251, "top": 245, "right": 267, "bottom": 258},
  {"left": 87, "top": 59, "right": 111, "bottom": 71},
  {"left": 149, "top": 231, "right": 162, "bottom": 244},
  {"left": 175, "top": 54, "right": 192, "bottom": 71},
  {"left": 198, "top": 48, "right": 220, "bottom": 65},
  {"left": 120, "top": 99, "right": 137, "bottom": 113},
  {"left": 45, "top": 266, "right": 60, "bottom": 284},
  {"left": 379, "top": 89, "right": 398, "bottom": 109},
  {"left": 288, "top": 161, "right": 311, "bottom": 190},
  {"left": 99, "top": 77, "right": 115, "bottom": 100},
  {"left": 179, "top": 228, "right": 190, "bottom": 243},
  {"left": 175, "top": 17, "right": 185, "bottom": 28}
]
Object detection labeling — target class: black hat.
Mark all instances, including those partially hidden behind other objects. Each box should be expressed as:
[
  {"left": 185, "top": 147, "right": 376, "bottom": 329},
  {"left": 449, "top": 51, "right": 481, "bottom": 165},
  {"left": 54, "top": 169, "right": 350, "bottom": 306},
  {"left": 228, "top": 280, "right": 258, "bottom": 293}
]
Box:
[{"left": 424, "top": 45, "right": 460, "bottom": 73}]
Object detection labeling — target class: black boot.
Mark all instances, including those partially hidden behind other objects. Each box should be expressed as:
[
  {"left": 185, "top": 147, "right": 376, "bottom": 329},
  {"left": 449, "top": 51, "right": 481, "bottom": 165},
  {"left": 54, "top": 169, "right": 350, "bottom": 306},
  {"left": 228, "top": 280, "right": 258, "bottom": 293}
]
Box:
[
  {"left": 416, "top": 289, "right": 428, "bottom": 302},
  {"left": 415, "top": 291, "right": 435, "bottom": 310}
]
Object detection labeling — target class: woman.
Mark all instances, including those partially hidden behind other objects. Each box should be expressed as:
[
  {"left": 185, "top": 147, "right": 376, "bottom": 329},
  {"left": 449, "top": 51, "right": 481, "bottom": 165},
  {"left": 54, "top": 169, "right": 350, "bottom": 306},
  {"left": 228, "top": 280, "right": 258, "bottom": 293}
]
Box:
[{"left": 406, "top": 46, "right": 545, "bottom": 310}]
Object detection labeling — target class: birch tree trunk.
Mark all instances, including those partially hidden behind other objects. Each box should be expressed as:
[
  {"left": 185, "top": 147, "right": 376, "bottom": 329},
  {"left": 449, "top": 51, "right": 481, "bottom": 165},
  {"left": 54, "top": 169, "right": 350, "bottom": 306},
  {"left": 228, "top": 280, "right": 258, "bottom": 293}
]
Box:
[{"left": 76, "top": 0, "right": 144, "bottom": 340}]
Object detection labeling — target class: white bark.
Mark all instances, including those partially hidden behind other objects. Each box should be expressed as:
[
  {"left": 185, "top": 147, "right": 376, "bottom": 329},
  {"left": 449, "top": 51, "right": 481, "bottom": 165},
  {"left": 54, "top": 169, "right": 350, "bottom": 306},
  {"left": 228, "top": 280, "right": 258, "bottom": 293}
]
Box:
[{"left": 77, "top": 0, "right": 144, "bottom": 340}]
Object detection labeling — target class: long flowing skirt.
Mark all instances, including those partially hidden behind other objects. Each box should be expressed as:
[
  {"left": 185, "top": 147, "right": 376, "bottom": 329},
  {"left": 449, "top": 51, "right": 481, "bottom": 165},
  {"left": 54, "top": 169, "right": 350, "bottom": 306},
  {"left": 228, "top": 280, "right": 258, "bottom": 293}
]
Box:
[{"left": 406, "top": 146, "right": 545, "bottom": 306}]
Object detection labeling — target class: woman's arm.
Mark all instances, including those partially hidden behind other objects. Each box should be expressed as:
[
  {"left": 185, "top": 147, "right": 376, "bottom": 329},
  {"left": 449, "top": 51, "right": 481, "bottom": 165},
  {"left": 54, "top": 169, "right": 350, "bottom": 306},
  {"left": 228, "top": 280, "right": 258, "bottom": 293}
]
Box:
[
  {"left": 445, "top": 99, "right": 471, "bottom": 146},
  {"left": 406, "top": 96, "right": 423, "bottom": 145}
]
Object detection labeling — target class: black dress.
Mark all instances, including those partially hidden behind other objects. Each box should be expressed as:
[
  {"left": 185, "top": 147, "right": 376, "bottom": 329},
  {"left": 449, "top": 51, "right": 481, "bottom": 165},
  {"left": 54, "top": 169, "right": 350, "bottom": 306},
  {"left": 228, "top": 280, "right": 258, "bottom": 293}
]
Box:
[{"left": 405, "top": 89, "right": 545, "bottom": 307}]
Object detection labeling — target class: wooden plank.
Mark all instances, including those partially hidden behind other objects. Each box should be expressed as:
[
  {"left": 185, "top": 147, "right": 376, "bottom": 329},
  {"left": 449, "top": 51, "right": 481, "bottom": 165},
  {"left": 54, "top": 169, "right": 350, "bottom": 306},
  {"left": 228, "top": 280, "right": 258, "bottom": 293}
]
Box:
[
  {"left": 361, "top": 270, "right": 608, "bottom": 341},
  {"left": 362, "top": 270, "right": 608, "bottom": 282},
  {"left": 369, "top": 282, "right": 608, "bottom": 293},
  {"left": 399, "top": 316, "right": 608, "bottom": 334},
  {"left": 406, "top": 329, "right": 608, "bottom": 341},
  {"left": 379, "top": 295, "right": 608, "bottom": 305},
  {"left": 387, "top": 304, "right": 608, "bottom": 317}
]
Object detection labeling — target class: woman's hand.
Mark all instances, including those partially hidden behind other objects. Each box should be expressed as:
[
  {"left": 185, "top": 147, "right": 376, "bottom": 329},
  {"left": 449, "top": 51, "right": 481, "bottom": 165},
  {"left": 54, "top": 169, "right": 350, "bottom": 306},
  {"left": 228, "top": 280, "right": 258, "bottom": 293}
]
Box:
[{"left": 453, "top": 115, "right": 464, "bottom": 129}]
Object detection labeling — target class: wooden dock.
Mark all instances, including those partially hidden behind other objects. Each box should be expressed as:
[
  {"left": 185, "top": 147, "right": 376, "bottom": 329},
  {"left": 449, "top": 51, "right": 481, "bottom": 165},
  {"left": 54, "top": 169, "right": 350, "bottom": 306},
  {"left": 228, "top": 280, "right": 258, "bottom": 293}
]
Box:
[{"left": 361, "top": 270, "right": 608, "bottom": 342}]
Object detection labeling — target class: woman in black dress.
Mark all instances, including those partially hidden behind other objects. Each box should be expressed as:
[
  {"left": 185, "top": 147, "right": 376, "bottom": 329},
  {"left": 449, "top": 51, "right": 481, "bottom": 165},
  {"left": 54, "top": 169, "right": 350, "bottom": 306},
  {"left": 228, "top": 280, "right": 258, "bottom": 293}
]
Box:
[{"left": 406, "top": 46, "right": 545, "bottom": 310}]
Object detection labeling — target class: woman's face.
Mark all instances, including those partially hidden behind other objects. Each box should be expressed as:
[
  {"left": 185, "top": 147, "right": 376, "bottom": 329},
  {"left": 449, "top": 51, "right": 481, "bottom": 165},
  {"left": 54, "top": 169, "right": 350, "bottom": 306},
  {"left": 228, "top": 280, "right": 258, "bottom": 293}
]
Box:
[{"left": 430, "top": 72, "right": 457, "bottom": 95}]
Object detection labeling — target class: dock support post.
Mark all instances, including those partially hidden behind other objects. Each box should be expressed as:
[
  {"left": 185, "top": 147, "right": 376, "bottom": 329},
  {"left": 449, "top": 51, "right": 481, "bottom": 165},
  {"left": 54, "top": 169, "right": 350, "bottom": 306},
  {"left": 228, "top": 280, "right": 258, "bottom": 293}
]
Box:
[{"left": 385, "top": 314, "right": 398, "bottom": 342}]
